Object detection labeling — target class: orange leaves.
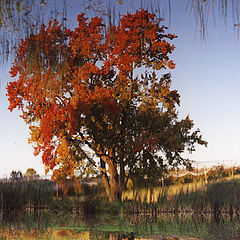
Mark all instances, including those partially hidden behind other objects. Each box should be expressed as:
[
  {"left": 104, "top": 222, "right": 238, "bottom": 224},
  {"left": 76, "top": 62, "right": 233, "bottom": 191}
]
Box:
[
  {"left": 107, "top": 9, "right": 177, "bottom": 76},
  {"left": 168, "top": 60, "right": 176, "bottom": 70},
  {"left": 76, "top": 62, "right": 101, "bottom": 82},
  {"left": 6, "top": 81, "right": 23, "bottom": 111},
  {"left": 42, "top": 145, "right": 55, "bottom": 167},
  {"left": 9, "top": 64, "right": 21, "bottom": 77},
  {"left": 93, "top": 87, "right": 119, "bottom": 114},
  {"left": 56, "top": 137, "right": 70, "bottom": 160},
  {"left": 70, "top": 14, "right": 104, "bottom": 61},
  {"left": 70, "top": 82, "right": 119, "bottom": 116}
]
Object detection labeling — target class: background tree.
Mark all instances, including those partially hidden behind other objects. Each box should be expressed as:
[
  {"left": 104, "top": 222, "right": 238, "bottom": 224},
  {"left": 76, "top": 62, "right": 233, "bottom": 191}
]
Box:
[
  {"left": 7, "top": 9, "right": 206, "bottom": 201},
  {"left": 10, "top": 170, "right": 23, "bottom": 181},
  {"left": 24, "top": 168, "right": 40, "bottom": 181}
]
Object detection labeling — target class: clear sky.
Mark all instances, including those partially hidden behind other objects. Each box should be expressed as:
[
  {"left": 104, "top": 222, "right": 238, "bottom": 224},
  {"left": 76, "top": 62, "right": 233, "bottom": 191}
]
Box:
[{"left": 1, "top": 0, "right": 240, "bottom": 177}]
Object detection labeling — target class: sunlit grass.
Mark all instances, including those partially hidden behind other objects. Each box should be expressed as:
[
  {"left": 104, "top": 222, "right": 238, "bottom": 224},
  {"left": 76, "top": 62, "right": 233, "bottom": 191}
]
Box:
[
  {"left": 122, "top": 181, "right": 206, "bottom": 203},
  {"left": 122, "top": 176, "right": 240, "bottom": 214}
]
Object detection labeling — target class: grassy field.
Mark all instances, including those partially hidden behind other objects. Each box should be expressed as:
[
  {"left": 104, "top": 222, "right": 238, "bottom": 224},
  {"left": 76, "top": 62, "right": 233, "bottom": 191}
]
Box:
[{"left": 1, "top": 174, "right": 240, "bottom": 214}]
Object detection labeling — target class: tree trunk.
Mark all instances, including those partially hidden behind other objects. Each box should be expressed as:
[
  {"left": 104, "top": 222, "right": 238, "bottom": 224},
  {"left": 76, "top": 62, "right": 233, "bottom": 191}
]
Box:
[
  {"left": 100, "top": 159, "right": 110, "bottom": 197},
  {"left": 100, "top": 154, "right": 121, "bottom": 202},
  {"left": 108, "top": 160, "right": 120, "bottom": 202},
  {"left": 119, "top": 158, "right": 125, "bottom": 190}
]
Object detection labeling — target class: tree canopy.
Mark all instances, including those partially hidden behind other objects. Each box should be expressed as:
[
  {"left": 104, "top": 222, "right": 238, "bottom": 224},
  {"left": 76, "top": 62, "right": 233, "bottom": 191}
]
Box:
[{"left": 6, "top": 9, "right": 207, "bottom": 201}]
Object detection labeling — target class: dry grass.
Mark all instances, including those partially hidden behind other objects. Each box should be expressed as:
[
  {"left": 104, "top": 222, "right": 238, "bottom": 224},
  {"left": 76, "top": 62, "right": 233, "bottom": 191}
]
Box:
[
  {"left": 0, "top": 228, "right": 90, "bottom": 240},
  {"left": 122, "top": 181, "right": 206, "bottom": 203}
]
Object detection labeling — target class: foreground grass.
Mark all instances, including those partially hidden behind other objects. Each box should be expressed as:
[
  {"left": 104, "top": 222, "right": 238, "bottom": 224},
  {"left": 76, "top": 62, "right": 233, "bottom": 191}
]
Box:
[
  {"left": 0, "top": 228, "right": 200, "bottom": 240},
  {"left": 0, "top": 212, "right": 238, "bottom": 240}
]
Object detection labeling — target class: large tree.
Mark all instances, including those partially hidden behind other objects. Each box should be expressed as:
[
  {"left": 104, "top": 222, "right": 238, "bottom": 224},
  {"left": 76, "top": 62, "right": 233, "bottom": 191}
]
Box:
[{"left": 7, "top": 9, "right": 206, "bottom": 201}]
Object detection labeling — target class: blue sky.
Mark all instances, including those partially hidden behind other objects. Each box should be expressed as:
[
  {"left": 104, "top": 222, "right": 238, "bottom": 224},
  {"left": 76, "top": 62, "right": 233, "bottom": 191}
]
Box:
[
  {"left": 169, "top": 1, "right": 240, "bottom": 168},
  {"left": 1, "top": 0, "right": 240, "bottom": 177}
]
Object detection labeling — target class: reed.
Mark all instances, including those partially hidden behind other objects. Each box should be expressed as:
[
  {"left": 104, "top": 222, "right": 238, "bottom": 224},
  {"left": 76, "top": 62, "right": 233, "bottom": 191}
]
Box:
[
  {"left": 123, "top": 178, "right": 240, "bottom": 214},
  {"left": 0, "top": 180, "right": 54, "bottom": 211},
  {"left": 1, "top": 171, "right": 240, "bottom": 215},
  {"left": 0, "top": 178, "right": 110, "bottom": 214}
]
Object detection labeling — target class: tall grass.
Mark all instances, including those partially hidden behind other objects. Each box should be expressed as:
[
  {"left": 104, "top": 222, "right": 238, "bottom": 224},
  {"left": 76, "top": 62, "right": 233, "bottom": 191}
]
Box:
[
  {"left": 0, "top": 179, "right": 107, "bottom": 213},
  {"left": 123, "top": 178, "right": 240, "bottom": 214},
  {"left": 1, "top": 172, "right": 240, "bottom": 215},
  {"left": 0, "top": 180, "right": 54, "bottom": 211}
]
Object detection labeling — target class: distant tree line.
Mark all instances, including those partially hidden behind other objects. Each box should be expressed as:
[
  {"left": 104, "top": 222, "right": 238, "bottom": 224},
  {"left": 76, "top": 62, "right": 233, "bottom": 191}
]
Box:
[{"left": 9, "top": 168, "right": 40, "bottom": 181}]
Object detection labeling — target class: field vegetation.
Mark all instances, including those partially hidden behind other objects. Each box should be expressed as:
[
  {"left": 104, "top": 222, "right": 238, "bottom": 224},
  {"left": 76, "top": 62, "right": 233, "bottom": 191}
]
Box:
[{"left": 0, "top": 166, "right": 240, "bottom": 215}]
